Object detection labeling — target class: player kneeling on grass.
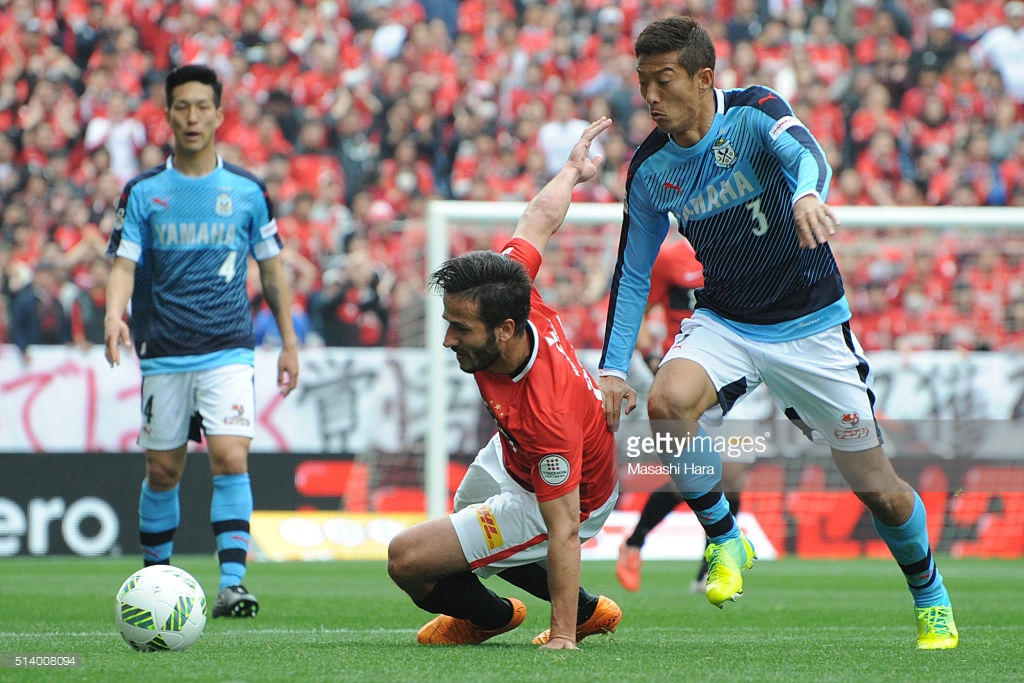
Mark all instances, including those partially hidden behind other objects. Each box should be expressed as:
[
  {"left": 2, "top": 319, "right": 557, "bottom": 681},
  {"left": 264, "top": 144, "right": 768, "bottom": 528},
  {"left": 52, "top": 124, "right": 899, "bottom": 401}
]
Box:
[{"left": 388, "top": 118, "right": 622, "bottom": 650}]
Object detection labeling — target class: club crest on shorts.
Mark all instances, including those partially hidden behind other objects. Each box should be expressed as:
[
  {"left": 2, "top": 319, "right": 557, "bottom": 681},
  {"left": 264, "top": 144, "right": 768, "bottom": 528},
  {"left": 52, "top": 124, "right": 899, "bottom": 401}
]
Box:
[
  {"left": 224, "top": 404, "right": 250, "bottom": 427},
  {"left": 215, "top": 193, "right": 233, "bottom": 217},
  {"left": 711, "top": 137, "right": 736, "bottom": 168},
  {"left": 841, "top": 412, "right": 860, "bottom": 427},
  {"left": 538, "top": 455, "right": 570, "bottom": 486}
]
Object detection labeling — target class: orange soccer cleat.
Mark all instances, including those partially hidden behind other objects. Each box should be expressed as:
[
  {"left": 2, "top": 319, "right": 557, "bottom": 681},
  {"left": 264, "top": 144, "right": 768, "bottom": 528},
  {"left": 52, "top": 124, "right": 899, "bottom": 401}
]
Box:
[
  {"left": 616, "top": 542, "right": 643, "bottom": 592},
  {"left": 531, "top": 595, "right": 622, "bottom": 645},
  {"left": 416, "top": 598, "right": 527, "bottom": 645}
]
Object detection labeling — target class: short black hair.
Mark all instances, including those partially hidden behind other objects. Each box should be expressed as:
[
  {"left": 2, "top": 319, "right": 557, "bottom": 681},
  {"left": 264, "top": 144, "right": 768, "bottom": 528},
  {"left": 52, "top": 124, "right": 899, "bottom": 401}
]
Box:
[
  {"left": 165, "top": 64, "right": 222, "bottom": 107},
  {"left": 634, "top": 16, "right": 716, "bottom": 76},
  {"left": 430, "top": 251, "right": 532, "bottom": 333}
]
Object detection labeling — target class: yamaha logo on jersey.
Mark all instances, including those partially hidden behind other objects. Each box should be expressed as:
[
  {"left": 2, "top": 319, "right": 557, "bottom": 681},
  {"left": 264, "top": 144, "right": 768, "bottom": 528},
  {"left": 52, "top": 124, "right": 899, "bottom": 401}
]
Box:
[
  {"left": 711, "top": 137, "right": 736, "bottom": 168},
  {"left": 538, "top": 455, "right": 570, "bottom": 486},
  {"left": 215, "top": 193, "right": 233, "bottom": 216}
]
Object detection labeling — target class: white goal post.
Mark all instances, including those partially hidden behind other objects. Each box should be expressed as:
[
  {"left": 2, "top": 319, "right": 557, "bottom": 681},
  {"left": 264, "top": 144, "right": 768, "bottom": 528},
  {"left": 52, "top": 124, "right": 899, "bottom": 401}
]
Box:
[{"left": 423, "top": 202, "right": 1024, "bottom": 519}]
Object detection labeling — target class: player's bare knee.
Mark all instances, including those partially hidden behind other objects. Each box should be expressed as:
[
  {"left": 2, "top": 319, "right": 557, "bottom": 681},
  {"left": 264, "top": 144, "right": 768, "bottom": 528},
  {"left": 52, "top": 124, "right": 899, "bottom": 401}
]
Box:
[
  {"left": 386, "top": 531, "right": 417, "bottom": 585},
  {"left": 145, "top": 467, "right": 181, "bottom": 490},
  {"left": 648, "top": 385, "right": 704, "bottom": 421},
  {"left": 857, "top": 489, "right": 914, "bottom": 526}
]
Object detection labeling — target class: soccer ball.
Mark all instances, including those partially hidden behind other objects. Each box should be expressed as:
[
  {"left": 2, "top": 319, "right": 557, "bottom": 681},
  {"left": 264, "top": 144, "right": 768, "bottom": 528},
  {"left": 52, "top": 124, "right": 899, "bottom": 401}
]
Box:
[{"left": 114, "top": 565, "right": 207, "bottom": 652}]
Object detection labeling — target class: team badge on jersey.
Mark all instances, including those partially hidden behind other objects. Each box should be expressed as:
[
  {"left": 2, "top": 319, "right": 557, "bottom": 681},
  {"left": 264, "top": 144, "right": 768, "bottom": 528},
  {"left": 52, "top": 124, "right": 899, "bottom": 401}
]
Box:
[
  {"left": 215, "top": 193, "right": 233, "bottom": 217},
  {"left": 538, "top": 455, "right": 570, "bottom": 486},
  {"left": 711, "top": 137, "right": 736, "bottom": 168}
]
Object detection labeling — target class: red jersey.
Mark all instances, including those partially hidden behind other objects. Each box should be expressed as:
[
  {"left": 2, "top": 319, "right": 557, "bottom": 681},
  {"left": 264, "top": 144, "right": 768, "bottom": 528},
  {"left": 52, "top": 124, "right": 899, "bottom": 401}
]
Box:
[
  {"left": 648, "top": 239, "right": 704, "bottom": 355},
  {"left": 473, "top": 239, "right": 617, "bottom": 513}
]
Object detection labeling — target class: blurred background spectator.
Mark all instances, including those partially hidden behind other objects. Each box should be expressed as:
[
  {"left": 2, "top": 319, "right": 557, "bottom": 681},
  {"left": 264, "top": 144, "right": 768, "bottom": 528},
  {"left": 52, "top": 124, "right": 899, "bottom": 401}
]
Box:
[{"left": 1, "top": 0, "right": 1023, "bottom": 352}]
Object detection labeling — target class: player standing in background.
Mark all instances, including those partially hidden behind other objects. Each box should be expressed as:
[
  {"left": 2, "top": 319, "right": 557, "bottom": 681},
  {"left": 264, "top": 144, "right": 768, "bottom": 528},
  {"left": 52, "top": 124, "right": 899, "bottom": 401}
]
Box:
[
  {"left": 617, "top": 237, "right": 751, "bottom": 594},
  {"left": 388, "top": 118, "right": 621, "bottom": 650},
  {"left": 104, "top": 64, "right": 300, "bottom": 619},
  {"left": 598, "top": 17, "right": 957, "bottom": 648}
]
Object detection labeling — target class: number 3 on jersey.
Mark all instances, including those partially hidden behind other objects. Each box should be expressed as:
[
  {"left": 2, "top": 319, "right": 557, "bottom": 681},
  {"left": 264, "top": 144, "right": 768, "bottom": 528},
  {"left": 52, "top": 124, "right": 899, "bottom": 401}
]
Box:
[
  {"left": 218, "top": 251, "right": 237, "bottom": 282},
  {"left": 745, "top": 198, "right": 768, "bottom": 236}
]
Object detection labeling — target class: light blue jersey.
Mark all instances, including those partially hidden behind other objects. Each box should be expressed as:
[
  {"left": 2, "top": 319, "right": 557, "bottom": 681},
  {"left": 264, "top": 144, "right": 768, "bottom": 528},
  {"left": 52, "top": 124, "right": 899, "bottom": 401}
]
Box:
[
  {"left": 601, "top": 86, "right": 849, "bottom": 376},
  {"left": 107, "top": 156, "right": 282, "bottom": 375}
]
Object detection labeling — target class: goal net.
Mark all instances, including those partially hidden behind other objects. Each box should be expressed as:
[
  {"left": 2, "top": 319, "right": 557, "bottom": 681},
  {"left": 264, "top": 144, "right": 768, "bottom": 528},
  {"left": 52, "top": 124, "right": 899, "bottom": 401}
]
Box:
[{"left": 374, "top": 202, "right": 1024, "bottom": 559}]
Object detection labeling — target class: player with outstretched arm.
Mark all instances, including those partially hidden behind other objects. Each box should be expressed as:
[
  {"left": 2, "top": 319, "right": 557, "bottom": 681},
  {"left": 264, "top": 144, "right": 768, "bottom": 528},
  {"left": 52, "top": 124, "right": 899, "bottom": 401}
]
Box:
[{"left": 388, "top": 118, "right": 621, "bottom": 650}]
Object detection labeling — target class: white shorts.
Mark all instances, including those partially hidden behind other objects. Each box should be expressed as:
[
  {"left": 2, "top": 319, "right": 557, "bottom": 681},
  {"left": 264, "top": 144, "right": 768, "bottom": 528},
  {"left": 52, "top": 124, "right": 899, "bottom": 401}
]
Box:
[
  {"left": 662, "top": 314, "right": 881, "bottom": 452},
  {"left": 138, "top": 365, "right": 255, "bottom": 450},
  {"left": 450, "top": 433, "right": 618, "bottom": 578}
]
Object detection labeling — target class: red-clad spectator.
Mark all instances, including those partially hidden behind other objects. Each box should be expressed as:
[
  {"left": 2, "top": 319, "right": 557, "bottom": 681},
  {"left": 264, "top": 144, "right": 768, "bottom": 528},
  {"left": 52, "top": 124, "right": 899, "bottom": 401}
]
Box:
[
  {"left": 378, "top": 138, "right": 436, "bottom": 216},
  {"left": 68, "top": 257, "right": 109, "bottom": 347},
  {"left": 930, "top": 279, "right": 1001, "bottom": 350},
  {"left": 134, "top": 73, "right": 170, "bottom": 149},
  {"left": 853, "top": 9, "right": 912, "bottom": 66},
  {"left": 385, "top": 0, "right": 427, "bottom": 29},
  {"left": 1001, "top": 297, "right": 1024, "bottom": 349},
  {"left": 276, "top": 191, "right": 335, "bottom": 264},
  {"left": 852, "top": 279, "right": 908, "bottom": 352},
  {"left": 85, "top": 25, "right": 149, "bottom": 100},
  {"left": 804, "top": 14, "right": 852, "bottom": 88},
  {"left": 752, "top": 19, "right": 792, "bottom": 78},
  {"left": 961, "top": 245, "right": 1013, "bottom": 321},
  {"left": 951, "top": 0, "right": 1005, "bottom": 43},
  {"left": 907, "top": 93, "right": 957, "bottom": 163},
  {"left": 579, "top": 8, "right": 634, "bottom": 63},
  {"left": 960, "top": 134, "right": 1008, "bottom": 205},
  {"left": 927, "top": 149, "right": 970, "bottom": 205},
  {"left": 518, "top": 3, "right": 556, "bottom": 56},
  {"left": 503, "top": 62, "right": 555, "bottom": 128},
  {"left": 848, "top": 81, "right": 905, "bottom": 152},
  {"left": 291, "top": 40, "right": 344, "bottom": 115},
  {"left": 829, "top": 167, "right": 874, "bottom": 207},
  {"left": 899, "top": 62, "right": 953, "bottom": 120},
  {"left": 51, "top": 197, "right": 106, "bottom": 272},
  {"left": 941, "top": 51, "right": 991, "bottom": 124},
  {"left": 450, "top": 131, "right": 500, "bottom": 199},
  {"left": 288, "top": 117, "right": 345, "bottom": 198},
  {"left": 484, "top": 146, "right": 529, "bottom": 201},
  {"left": 716, "top": 39, "right": 757, "bottom": 90},
  {"left": 1000, "top": 138, "right": 1024, "bottom": 199},
  {"left": 249, "top": 37, "right": 303, "bottom": 96},
  {"left": 16, "top": 79, "right": 82, "bottom": 156},
  {"left": 401, "top": 21, "right": 456, "bottom": 91},
  {"left": 797, "top": 79, "right": 846, "bottom": 148}
]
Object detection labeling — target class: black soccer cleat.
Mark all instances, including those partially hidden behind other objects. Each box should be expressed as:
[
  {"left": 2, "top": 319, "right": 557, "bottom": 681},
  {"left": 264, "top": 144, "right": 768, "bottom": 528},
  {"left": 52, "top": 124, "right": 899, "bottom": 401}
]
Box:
[{"left": 212, "top": 584, "right": 259, "bottom": 618}]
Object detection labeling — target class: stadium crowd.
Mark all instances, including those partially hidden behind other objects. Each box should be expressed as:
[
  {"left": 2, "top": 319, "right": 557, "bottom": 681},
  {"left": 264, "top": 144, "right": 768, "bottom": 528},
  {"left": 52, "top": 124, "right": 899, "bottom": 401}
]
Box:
[{"left": 2, "top": 0, "right": 1024, "bottom": 357}]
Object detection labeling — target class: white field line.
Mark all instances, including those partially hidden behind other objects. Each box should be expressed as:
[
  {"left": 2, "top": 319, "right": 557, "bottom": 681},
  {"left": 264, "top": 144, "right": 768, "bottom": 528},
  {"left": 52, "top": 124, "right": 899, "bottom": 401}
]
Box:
[{"left": 0, "top": 627, "right": 416, "bottom": 638}]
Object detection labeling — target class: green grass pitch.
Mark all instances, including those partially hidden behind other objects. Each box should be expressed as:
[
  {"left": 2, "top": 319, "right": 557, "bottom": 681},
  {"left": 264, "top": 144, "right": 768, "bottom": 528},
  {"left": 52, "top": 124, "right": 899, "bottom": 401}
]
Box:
[{"left": 0, "top": 556, "right": 1021, "bottom": 682}]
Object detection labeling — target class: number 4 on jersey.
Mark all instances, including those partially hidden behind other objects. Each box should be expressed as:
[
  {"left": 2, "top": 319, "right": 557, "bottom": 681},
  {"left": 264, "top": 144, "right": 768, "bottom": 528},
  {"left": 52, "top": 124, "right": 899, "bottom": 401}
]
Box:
[{"left": 218, "top": 251, "right": 237, "bottom": 282}]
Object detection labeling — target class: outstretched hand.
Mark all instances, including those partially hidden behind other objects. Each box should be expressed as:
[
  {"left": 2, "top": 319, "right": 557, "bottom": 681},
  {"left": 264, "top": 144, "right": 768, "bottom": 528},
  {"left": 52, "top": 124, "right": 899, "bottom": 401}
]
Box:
[{"left": 567, "top": 117, "right": 614, "bottom": 184}]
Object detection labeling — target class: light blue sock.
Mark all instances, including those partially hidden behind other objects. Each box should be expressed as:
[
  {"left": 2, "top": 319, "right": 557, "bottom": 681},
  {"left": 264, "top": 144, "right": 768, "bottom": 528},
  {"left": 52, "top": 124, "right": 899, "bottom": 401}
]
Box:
[
  {"left": 139, "top": 481, "right": 179, "bottom": 565},
  {"left": 660, "top": 426, "right": 737, "bottom": 544},
  {"left": 211, "top": 473, "right": 253, "bottom": 590},
  {"left": 872, "top": 492, "right": 948, "bottom": 608},
  {"left": 688, "top": 492, "right": 740, "bottom": 545},
  {"left": 662, "top": 425, "right": 723, "bottom": 496}
]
